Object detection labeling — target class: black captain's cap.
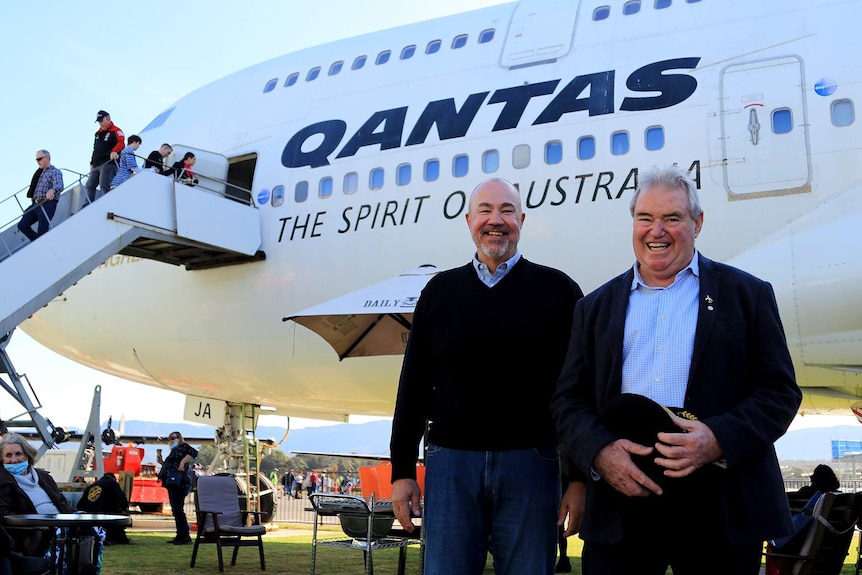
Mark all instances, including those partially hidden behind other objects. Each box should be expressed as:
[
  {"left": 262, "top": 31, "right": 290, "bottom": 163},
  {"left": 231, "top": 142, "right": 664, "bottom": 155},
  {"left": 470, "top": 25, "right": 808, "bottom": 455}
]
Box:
[{"left": 96, "top": 110, "right": 110, "bottom": 122}]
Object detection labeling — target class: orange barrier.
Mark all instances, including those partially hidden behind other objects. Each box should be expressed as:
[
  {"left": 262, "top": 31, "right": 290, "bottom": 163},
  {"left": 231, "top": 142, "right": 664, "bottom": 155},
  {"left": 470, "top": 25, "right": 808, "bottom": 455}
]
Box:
[
  {"left": 358, "top": 466, "right": 380, "bottom": 498},
  {"left": 375, "top": 463, "right": 393, "bottom": 499},
  {"left": 415, "top": 464, "right": 426, "bottom": 496},
  {"left": 358, "top": 463, "right": 426, "bottom": 500}
]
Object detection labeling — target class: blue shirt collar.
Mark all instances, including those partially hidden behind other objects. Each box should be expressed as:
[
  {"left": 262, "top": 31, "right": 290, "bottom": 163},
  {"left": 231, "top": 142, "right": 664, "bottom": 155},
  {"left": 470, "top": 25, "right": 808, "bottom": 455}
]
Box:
[
  {"left": 631, "top": 251, "right": 700, "bottom": 291},
  {"left": 473, "top": 251, "right": 521, "bottom": 282}
]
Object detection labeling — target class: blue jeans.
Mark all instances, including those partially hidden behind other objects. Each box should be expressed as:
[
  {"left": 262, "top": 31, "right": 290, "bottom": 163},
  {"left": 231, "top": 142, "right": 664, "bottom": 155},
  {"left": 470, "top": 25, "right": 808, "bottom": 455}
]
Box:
[
  {"left": 17, "top": 200, "right": 58, "bottom": 241},
  {"left": 423, "top": 445, "right": 561, "bottom": 575},
  {"left": 167, "top": 484, "right": 191, "bottom": 539},
  {"left": 85, "top": 161, "right": 117, "bottom": 203}
]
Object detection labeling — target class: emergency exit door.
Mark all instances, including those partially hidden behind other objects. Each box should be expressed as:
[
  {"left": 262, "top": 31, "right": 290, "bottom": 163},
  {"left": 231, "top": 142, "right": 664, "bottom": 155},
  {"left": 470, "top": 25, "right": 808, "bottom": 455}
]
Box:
[
  {"left": 720, "top": 56, "right": 811, "bottom": 198},
  {"left": 501, "top": 0, "right": 578, "bottom": 68}
]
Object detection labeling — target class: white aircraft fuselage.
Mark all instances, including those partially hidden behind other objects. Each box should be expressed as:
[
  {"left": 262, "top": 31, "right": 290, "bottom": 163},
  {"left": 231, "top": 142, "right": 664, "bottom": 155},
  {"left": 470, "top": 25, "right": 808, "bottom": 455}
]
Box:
[{"left": 21, "top": 0, "right": 862, "bottom": 421}]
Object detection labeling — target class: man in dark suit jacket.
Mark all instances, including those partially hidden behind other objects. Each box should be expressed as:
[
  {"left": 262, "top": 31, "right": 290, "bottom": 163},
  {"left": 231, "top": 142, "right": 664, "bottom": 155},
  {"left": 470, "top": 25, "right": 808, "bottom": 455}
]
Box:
[{"left": 552, "top": 165, "right": 801, "bottom": 575}]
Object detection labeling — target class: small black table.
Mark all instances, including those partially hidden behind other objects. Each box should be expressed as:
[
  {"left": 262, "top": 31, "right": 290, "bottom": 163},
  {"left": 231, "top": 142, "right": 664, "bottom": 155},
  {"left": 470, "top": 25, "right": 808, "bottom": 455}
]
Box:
[{"left": 4, "top": 513, "right": 132, "bottom": 575}]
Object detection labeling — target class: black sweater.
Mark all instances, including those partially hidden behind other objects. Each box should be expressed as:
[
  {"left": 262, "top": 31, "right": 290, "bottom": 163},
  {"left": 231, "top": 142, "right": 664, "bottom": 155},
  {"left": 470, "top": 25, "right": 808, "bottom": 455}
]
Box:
[{"left": 390, "top": 258, "right": 583, "bottom": 481}]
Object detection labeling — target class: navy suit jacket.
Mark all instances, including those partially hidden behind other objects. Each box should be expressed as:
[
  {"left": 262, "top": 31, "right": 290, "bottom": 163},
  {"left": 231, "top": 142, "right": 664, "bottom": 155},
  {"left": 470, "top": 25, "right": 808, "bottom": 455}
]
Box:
[{"left": 552, "top": 253, "right": 801, "bottom": 545}]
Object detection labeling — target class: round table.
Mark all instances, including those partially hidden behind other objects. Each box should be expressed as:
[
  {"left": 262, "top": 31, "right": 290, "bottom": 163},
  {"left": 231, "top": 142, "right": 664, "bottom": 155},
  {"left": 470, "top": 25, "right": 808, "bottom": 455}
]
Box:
[{"left": 4, "top": 513, "right": 131, "bottom": 574}]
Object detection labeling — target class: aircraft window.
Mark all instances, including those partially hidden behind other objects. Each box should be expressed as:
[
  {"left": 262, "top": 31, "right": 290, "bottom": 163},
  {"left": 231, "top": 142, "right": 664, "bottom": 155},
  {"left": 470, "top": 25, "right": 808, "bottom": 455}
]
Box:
[
  {"left": 319, "top": 177, "right": 333, "bottom": 198},
  {"left": 593, "top": 6, "right": 611, "bottom": 20},
  {"left": 611, "top": 131, "right": 630, "bottom": 155},
  {"left": 295, "top": 180, "right": 309, "bottom": 203},
  {"left": 344, "top": 172, "right": 359, "bottom": 194},
  {"left": 831, "top": 99, "right": 855, "bottom": 127},
  {"left": 397, "top": 163, "right": 412, "bottom": 186},
  {"left": 284, "top": 73, "right": 299, "bottom": 87},
  {"left": 352, "top": 56, "right": 367, "bottom": 70},
  {"left": 686, "top": 0, "right": 702, "bottom": 3},
  {"left": 623, "top": 1, "right": 641, "bottom": 15},
  {"left": 772, "top": 109, "right": 793, "bottom": 134},
  {"left": 328, "top": 61, "right": 344, "bottom": 76},
  {"left": 424, "top": 159, "right": 440, "bottom": 181},
  {"left": 376, "top": 51, "right": 391, "bottom": 65},
  {"left": 482, "top": 150, "right": 499, "bottom": 173},
  {"left": 655, "top": 0, "right": 672, "bottom": 7},
  {"left": 426, "top": 40, "right": 442, "bottom": 55},
  {"left": 453, "top": 155, "right": 469, "bottom": 177},
  {"left": 578, "top": 136, "right": 596, "bottom": 160},
  {"left": 478, "top": 29, "right": 495, "bottom": 44},
  {"left": 263, "top": 78, "right": 278, "bottom": 93},
  {"left": 370, "top": 168, "right": 384, "bottom": 189},
  {"left": 272, "top": 185, "right": 285, "bottom": 207},
  {"left": 452, "top": 35, "right": 468, "bottom": 49},
  {"left": 306, "top": 67, "right": 321, "bottom": 81},
  {"left": 645, "top": 126, "right": 665, "bottom": 150},
  {"left": 401, "top": 45, "right": 416, "bottom": 60},
  {"left": 513, "top": 144, "right": 530, "bottom": 169},
  {"left": 544, "top": 141, "right": 563, "bottom": 165}
]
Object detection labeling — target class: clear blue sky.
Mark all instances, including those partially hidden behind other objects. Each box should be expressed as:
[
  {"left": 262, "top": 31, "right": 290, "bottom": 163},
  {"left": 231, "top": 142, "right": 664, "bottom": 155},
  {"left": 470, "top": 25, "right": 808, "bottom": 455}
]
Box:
[{"left": 0, "top": 1, "right": 856, "bottom": 432}]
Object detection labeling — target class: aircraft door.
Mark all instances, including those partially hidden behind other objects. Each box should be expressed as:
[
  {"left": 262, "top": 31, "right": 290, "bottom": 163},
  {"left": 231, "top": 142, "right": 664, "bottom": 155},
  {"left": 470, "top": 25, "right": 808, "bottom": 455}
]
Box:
[
  {"left": 501, "top": 0, "right": 578, "bottom": 68},
  {"left": 719, "top": 56, "right": 811, "bottom": 198}
]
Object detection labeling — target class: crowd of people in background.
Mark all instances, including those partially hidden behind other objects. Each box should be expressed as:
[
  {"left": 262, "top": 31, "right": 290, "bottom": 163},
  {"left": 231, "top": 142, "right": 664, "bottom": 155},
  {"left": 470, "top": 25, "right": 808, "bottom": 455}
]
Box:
[{"left": 276, "top": 468, "right": 354, "bottom": 499}]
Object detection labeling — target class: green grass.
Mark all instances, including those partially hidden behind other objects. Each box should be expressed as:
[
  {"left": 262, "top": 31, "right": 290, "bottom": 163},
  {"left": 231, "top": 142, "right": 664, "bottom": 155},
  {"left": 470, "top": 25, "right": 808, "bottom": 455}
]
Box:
[
  {"left": 101, "top": 532, "right": 483, "bottom": 575},
  {"left": 99, "top": 531, "right": 862, "bottom": 574}
]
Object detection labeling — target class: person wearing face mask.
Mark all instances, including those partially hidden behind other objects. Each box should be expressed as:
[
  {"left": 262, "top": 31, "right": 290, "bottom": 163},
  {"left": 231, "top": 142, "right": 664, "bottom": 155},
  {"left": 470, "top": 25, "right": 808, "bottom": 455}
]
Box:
[
  {"left": 156, "top": 431, "right": 198, "bottom": 545},
  {"left": 0, "top": 433, "right": 75, "bottom": 556}
]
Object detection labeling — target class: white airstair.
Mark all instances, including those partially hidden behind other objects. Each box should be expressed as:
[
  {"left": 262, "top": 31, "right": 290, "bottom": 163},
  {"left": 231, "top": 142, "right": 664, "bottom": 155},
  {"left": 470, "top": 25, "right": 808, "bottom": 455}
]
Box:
[
  {"left": 0, "top": 169, "right": 264, "bottom": 336},
  {"left": 0, "top": 151, "right": 264, "bottom": 450}
]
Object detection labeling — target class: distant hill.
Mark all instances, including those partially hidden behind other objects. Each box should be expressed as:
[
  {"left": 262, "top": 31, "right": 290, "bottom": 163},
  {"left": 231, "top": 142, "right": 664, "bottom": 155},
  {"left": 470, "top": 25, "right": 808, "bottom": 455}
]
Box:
[
  {"left": 776, "top": 426, "right": 862, "bottom": 461},
  {"left": 79, "top": 419, "right": 860, "bottom": 462},
  {"left": 93, "top": 419, "right": 392, "bottom": 456}
]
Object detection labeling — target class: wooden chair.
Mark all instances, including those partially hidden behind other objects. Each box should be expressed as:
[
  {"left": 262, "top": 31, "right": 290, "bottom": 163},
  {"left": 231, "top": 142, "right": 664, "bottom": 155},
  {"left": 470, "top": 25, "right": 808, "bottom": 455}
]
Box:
[
  {"left": 190, "top": 475, "right": 267, "bottom": 572},
  {"left": 766, "top": 491, "right": 859, "bottom": 575}
]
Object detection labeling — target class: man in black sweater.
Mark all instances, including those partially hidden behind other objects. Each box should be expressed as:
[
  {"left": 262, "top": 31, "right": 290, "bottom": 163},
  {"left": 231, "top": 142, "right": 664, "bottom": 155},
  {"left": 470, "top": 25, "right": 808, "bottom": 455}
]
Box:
[{"left": 390, "top": 178, "right": 585, "bottom": 575}]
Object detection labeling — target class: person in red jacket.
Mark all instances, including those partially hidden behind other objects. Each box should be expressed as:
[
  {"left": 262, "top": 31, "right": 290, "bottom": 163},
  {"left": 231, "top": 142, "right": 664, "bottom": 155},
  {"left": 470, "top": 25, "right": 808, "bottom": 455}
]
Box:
[{"left": 85, "top": 110, "right": 125, "bottom": 204}]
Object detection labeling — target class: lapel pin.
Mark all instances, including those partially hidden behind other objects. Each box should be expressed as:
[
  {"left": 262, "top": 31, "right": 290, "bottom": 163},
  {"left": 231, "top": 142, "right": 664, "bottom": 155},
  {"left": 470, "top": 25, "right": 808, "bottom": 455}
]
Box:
[{"left": 705, "top": 295, "right": 714, "bottom": 311}]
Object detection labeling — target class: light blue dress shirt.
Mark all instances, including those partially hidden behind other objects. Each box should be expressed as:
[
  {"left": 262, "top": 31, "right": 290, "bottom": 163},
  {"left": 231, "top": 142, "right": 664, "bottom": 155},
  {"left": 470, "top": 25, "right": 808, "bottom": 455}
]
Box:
[
  {"left": 472, "top": 251, "right": 521, "bottom": 287},
  {"left": 621, "top": 253, "right": 700, "bottom": 408}
]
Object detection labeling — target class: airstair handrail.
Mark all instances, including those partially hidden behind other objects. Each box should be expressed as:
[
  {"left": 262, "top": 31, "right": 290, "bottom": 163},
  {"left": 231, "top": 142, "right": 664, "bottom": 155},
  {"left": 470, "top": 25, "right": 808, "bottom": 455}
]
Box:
[
  {"left": 0, "top": 168, "right": 89, "bottom": 234},
  {"left": 151, "top": 144, "right": 257, "bottom": 207},
  {"left": 0, "top": 147, "right": 256, "bottom": 239}
]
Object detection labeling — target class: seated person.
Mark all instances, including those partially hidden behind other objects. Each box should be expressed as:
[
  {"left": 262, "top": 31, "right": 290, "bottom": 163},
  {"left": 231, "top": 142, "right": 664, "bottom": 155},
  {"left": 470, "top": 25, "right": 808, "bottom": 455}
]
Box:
[
  {"left": 77, "top": 473, "right": 130, "bottom": 544},
  {"left": 0, "top": 525, "right": 50, "bottom": 575},
  {"left": 795, "top": 464, "right": 839, "bottom": 501},
  {"left": 0, "top": 433, "right": 75, "bottom": 557},
  {"left": 167, "top": 152, "right": 198, "bottom": 186},
  {"left": 769, "top": 464, "right": 841, "bottom": 556}
]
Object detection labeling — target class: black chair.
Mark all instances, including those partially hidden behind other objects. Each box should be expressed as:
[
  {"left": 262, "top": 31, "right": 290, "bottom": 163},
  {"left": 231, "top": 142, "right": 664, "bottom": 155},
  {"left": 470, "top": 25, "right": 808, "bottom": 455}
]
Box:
[
  {"left": 0, "top": 526, "right": 50, "bottom": 575},
  {"left": 766, "top": 491, "right": 859, "bottom": 575},
  {"left": 190, "top": 475, "right": 267, "bottom": 572},
  {"left": 309, "top": 493, "right": 419, "bottom": 575}
]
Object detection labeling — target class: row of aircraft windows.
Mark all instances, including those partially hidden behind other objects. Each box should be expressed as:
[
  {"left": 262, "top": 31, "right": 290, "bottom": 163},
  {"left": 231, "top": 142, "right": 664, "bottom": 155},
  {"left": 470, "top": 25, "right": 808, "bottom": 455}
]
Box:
[
  {"left": 593, "top": 0, "right": 703, "bottom": 20},
  {"left": 270, "top": 128, "right": 667, "bottom": 206},
  {"left": 267, "top": 98, "right": 856, "bottom": 206},
  {"left": 263, "top": 29, "right": 496, "bottom": 93}
]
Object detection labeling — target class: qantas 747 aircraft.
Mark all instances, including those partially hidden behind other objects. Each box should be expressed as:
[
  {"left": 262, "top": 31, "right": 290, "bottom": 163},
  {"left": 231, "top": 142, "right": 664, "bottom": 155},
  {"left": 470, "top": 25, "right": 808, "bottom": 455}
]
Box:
[{"left": 5, "top": 0, "right": 862, "bottom": 434}]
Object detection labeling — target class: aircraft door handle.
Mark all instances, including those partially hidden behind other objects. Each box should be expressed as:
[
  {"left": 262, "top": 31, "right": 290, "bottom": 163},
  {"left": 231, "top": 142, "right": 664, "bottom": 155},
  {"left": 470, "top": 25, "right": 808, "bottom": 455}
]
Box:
[{"left": 748, "top": 108, "right": 760, "bottom": 145}]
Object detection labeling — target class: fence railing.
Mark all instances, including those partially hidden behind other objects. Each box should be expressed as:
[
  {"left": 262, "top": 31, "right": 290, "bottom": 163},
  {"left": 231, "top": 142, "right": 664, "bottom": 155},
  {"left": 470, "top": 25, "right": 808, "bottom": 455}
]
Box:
[{"left": 180, "top": 490, "right": 345, "bottom": 526}]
